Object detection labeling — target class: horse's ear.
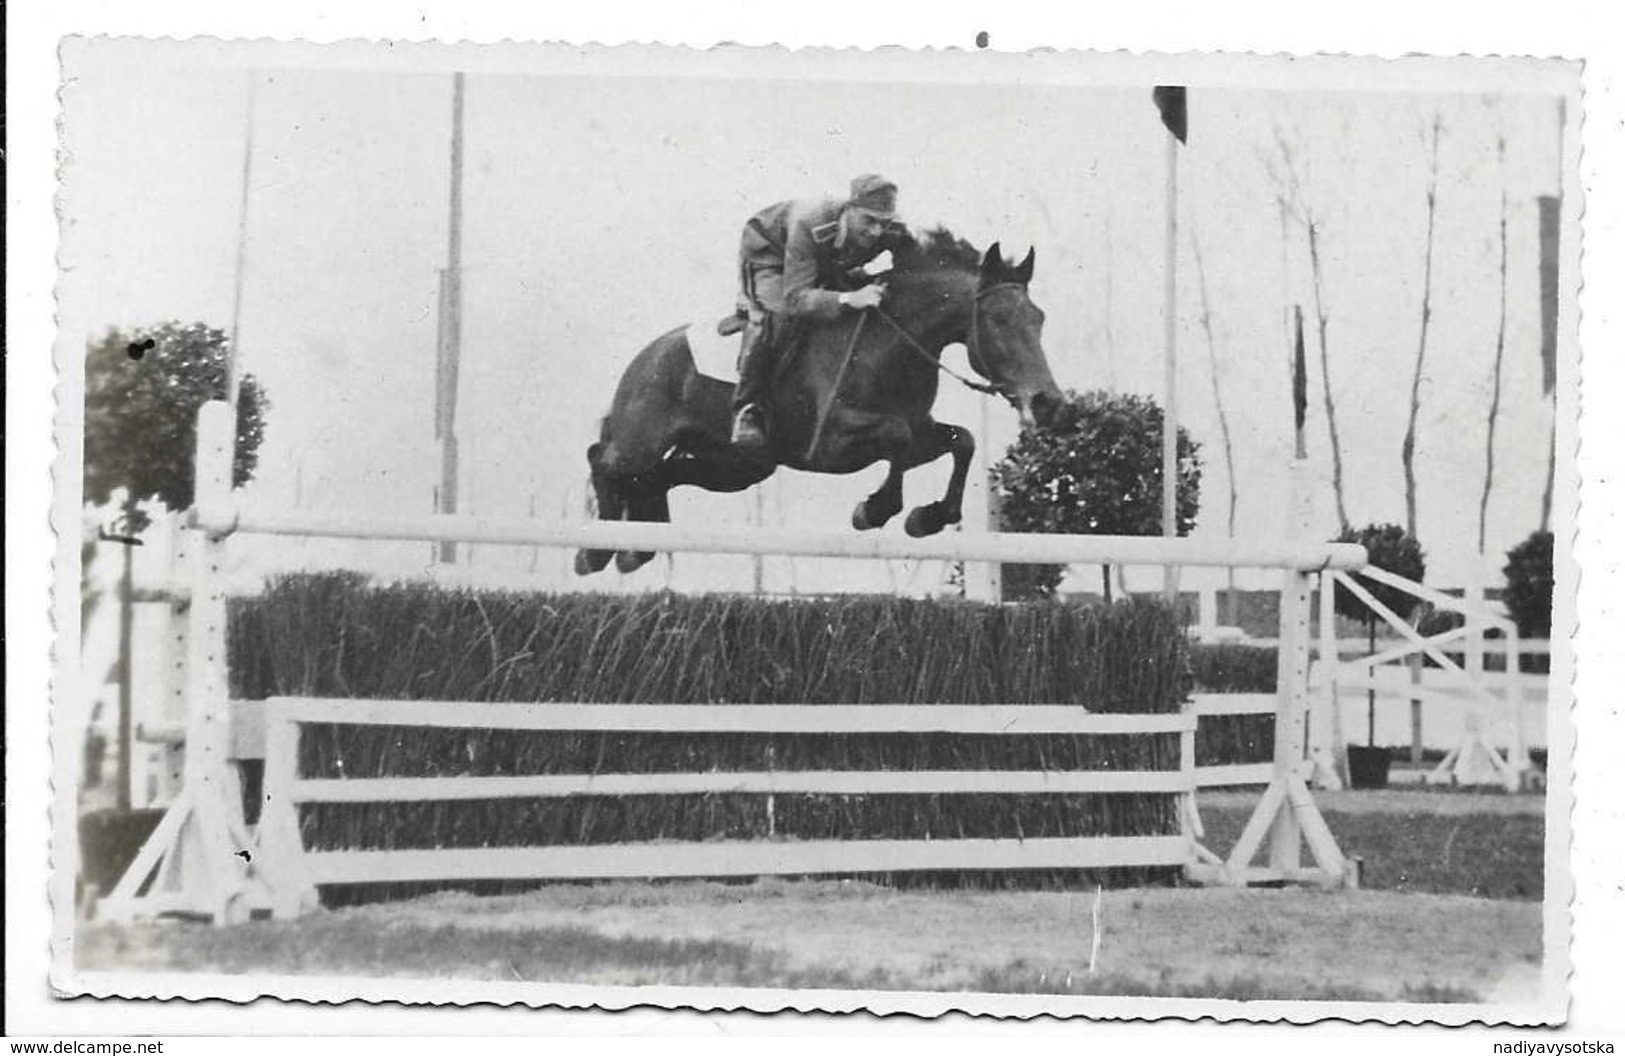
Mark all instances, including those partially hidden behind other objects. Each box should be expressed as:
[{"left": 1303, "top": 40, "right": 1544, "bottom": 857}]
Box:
[
  {"left": 1013, "top": 247, "right": 1036, "bottom": 284},
  {"left": 980, "top": 242, "right": 1005, "bottom": 280}
]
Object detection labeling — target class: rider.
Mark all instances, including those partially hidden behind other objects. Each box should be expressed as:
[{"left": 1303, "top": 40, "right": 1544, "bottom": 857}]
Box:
[{"left": 731, "top": 174, "right": 900, "bottom": 451}]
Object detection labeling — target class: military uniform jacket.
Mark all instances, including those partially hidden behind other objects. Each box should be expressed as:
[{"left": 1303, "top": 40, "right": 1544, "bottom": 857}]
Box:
[{"left": 740, "top": 197, "right": 859, "bottom": 321}]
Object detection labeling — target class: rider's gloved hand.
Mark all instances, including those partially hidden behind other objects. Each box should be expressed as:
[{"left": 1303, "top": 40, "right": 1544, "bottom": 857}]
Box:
[
  {"left": 843, "top": 283, "right": 887, "bottom": 310},
  {"left": 861, "top": 249, "right": 894, "bottom": 277}
]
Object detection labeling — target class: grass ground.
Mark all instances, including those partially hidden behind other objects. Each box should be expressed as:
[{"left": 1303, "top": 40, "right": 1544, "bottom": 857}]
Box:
[
  {"left": 1199, "top": 789, "right": 1545, "bottom": 901},
  {"left": 75, "top": 884, "right": 1539, "bottom": 1002},
  {"left": 74, "top": 791, "right": 1548, "bottom": 1004}
]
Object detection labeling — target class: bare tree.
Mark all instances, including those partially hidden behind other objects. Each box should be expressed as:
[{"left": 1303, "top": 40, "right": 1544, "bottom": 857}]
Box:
[
  {"left": 1305, "top": 220, "right": 1350, "bottom": 533},
  {"left": 1479, "top": 130, "right": 1510, "bottom": 554},
  {"left": 1192, "top": 226, "right": 1240, "bottom": 620},
  {"left": 1540, "top": 97, "right": 1567, "bottom": 535},
  {"left": 1264, "top": 122, "right": 1351, "bottom": 533},
  {"left": 1402, "top": 112, "right": 1443, "bottom": 537}
]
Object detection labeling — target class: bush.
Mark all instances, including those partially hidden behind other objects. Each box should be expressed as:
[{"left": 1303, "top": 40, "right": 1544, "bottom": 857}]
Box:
[
  {"left": 1334, "top": 524, "right": 1426, "bottom": 627},
  {"left": 78, "top": 808, "right": 165, "bottom": 897},
  {"left": 1195, "top": 714, "right": 1274, "bottom": 769},
  {"left": 1502, "top": 531, "right": 1554, "bottom": 639},
  {"left": 991, "top": 389, "right": 1201, "bottom": 601},
  {"left": 1414, "top": 603, "right": 1466, "bottom": 639},
  {"left": 1187, "top": 644, "right": 1276, "bottom": 693},
  {"left": 84, "top": 322, "right": 268, "bottom": 532},
  {"left": 1187, "top": 645, "right": 1277, "bottom": 770}
]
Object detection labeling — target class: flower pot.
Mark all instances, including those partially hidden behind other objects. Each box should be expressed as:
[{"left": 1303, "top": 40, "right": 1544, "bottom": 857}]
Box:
[{"left": 1346, "top": 745, "right": 1392, "bottom": 790}]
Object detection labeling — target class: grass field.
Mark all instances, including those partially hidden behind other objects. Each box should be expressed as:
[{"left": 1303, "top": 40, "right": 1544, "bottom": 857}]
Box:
[{"left": 74, "top": 790, "right": 1548, "bottom": 1005}]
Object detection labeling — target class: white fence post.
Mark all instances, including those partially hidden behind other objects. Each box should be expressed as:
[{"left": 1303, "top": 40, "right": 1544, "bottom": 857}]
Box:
[
  {"left": 259, "top": 705, "right": 319, "bottom": 919},
  {"left": 157, "top": 520, "right": 191, "bottom": 804},
  {"left": 1506, "top": 624, "right": 1529, "bottom": 789},
  {"left": 1268, "top": 568, "right": 1311, "bottom": 874},
  {"left": 99, "top": 401, "right": 275, "bottom": 924},
  {"left": 1308, "top": 573, "right": 1345, "bottom": 790}
]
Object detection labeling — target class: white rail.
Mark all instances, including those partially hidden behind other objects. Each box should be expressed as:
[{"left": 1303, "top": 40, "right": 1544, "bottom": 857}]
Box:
[
  {"left": 269, "top": 698, "right": 1197, "bottom": 736},
  {"left": 298, "top": 838, "right": 1197, "bottom": 887},
  {"left": 202, "top": 505, "right": 1368, "bottom": 573}
]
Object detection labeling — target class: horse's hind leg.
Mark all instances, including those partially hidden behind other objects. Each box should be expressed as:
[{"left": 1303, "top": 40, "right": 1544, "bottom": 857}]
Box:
[
  {"left": 574, "top": 442, "right": 624, "bottom": 575},
  {"left": 614, "top": 484, "right": 670, "bottom": 574}
]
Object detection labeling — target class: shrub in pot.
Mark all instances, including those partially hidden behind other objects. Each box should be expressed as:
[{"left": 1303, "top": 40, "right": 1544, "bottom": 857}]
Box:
[{"left": 1334, "top": 524, "right": 1427, "bottom": 788}]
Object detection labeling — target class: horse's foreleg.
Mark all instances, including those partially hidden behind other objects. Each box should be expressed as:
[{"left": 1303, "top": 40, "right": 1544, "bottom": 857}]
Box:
[
  {"left": 615, "top": 483, "right": 670, "bottom": 574},
  {"left": 574, "top": 442, "right": 624, "bottom": 575},
  {"left": 903, "top": 422, "right": 975, "bottom": 538},
  {"left": 853, "top": 460, "right": 907, "bottom": 531}
]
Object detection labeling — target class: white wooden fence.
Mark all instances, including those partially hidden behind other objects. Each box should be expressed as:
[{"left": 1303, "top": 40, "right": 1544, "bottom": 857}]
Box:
[{"left": 1312, "top": 566, "right": 1536, "bottom": 793}]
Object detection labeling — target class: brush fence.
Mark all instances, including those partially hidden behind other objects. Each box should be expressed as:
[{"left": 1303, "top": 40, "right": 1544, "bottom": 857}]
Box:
[{"left": 97, "top": 402, "right": 1365, "bottom": 925}]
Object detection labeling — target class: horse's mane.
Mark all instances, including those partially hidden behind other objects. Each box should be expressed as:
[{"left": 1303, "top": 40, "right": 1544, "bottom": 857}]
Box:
[{"left": 885, "top": 226, "right": 983, "bottom": 277}]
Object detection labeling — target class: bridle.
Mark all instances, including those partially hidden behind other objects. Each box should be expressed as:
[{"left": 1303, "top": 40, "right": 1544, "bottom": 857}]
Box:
[{"left": 870, "top": 282, "right": 1028, "bottom": 399}]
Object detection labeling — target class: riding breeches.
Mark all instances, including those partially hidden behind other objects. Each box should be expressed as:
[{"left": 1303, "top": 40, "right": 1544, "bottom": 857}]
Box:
[
  {"left": 740, "top": 262, "right": 790, "bottom": 317},
  {"left": 734, "top": 312, "right": 790, "bottom": 412}
]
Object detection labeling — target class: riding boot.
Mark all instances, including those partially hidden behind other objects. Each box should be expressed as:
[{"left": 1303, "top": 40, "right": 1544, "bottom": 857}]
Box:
[{"left": 731, "top": 319, "right": 781, "bottom": 451}]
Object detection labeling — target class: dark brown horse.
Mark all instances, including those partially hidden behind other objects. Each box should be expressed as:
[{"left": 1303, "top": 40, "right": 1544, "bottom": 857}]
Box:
[{"left": 575, "top": 230, "right": 1063, "bottom": 574}]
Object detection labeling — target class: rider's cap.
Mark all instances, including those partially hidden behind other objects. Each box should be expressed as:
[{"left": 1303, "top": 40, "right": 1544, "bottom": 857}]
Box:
[{"left": 847, "top": 174, "right": 898, "bottom": 218}]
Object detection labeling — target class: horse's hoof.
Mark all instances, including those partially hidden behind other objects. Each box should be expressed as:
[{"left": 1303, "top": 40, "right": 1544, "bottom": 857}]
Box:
[
  {"left": 905, "top": 506, "right": 941, "bottom": 538},
  {"left": 905, "top": 504, "right": 961, "bottom": 538},
  {"left": 575, "top": 549, "right": 612, "bottom": 576},
  {"left": 615, "top": 550, "right": 655, "bottom": 574},
  {"left": 852, "top": 500, "right": 896, "bottom": 531}
]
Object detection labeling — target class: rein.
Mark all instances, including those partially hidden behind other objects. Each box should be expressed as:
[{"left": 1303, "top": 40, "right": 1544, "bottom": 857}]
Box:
[
  {"left": 871, "top": 283, "right": 1025, "bottom": 398},
  {"left": 802, "top": 281, "right": 1019, "bottom": 463}
]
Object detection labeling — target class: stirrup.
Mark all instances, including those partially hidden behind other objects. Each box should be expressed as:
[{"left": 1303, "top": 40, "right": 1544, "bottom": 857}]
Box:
[{"left": 731, "top": 406, "right": 769, "bottom": 450}]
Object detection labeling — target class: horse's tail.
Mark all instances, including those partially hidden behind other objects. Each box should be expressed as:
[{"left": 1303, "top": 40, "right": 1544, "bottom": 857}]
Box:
[{"left": 583, "top": 412, "right": 610, "bottom": 519}]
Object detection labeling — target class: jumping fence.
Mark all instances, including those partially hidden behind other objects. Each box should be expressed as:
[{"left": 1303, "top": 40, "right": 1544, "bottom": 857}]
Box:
[
  {"left": 1311, "top": 567, "right": 1534, "bottom": 793},
  {"left": 96, "top": 402, "right": 1368, "bottom": 925}
]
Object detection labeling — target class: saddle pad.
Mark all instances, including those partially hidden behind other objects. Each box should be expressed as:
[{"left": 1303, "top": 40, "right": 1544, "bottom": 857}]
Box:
[{"left": 685, "top": 322, "right": 741, "bottom": 384}]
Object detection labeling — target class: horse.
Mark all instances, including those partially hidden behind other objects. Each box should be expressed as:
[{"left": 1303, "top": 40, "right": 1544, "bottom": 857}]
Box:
[{"left": 574, "top": 229, "right": 1064, "bottom": 575}]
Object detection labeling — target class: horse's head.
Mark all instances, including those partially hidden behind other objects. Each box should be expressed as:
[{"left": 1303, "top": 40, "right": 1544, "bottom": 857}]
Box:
[{"left": 970, "top": 242, "right": 1064, "bottom": 430}]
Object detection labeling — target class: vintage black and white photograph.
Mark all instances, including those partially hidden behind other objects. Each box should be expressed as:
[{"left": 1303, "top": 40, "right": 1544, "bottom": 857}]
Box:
[{"left": 47, "top": 37, "right": 1580, "bottom": 1023}]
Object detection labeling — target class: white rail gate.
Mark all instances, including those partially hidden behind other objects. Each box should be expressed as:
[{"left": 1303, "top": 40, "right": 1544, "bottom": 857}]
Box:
[{"left": 96, "top": 402, "right": 1368, "bottom": 924}]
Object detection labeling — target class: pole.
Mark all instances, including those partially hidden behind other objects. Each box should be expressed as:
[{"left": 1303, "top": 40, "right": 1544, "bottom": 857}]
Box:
[
  {"left": 961, "top": 395, "right": 1000, "bottom": 602},
  {"left": 753, "top": 486, "right": 765, "bottom": 594},
  {"left": 437, "top": 72, "right": 466, "bottom": 564},
  {"left": 1540, "top": 96, "right": 1565, "bottom": 533},
  {"left": 116, "top": 507, "right": 135, "bottom": 811},
  {"left": 1103, "top": 213, "right": 1117, "bottom": 392},
  {"left": 1162, "top": 130, "right": 1180, "bottom": 603},
  {"left": 227, "top": 73, "right": 258, "bottom": 416}
]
